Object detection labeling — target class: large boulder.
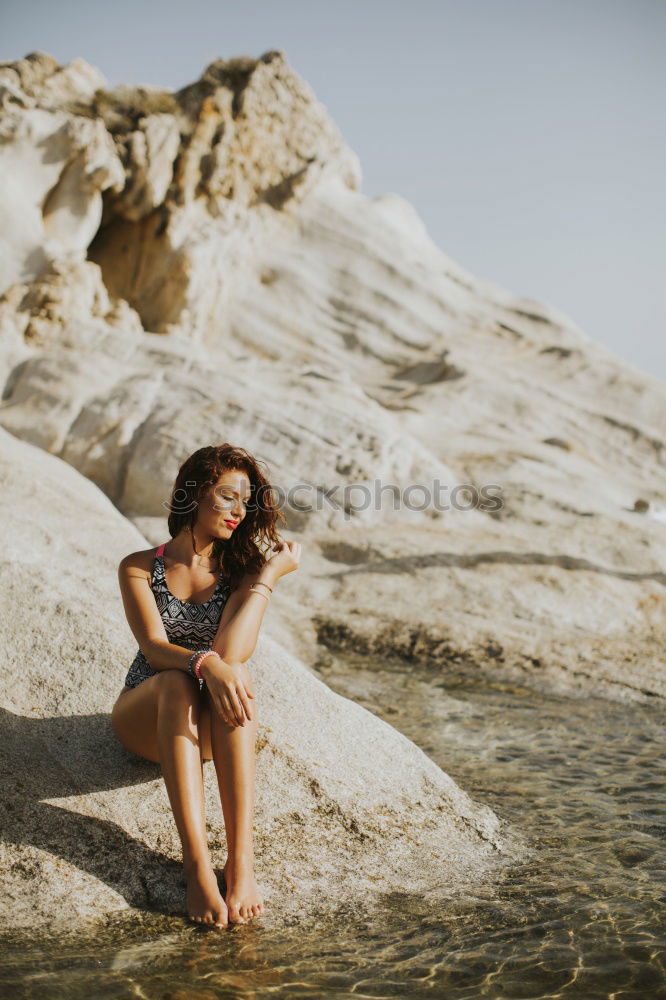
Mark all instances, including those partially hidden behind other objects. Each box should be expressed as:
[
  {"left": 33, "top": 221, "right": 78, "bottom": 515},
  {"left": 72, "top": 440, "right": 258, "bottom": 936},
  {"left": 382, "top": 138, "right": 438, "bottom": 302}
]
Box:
[{"left": 0, "top": 425, "right": 514, "bottom": 935}]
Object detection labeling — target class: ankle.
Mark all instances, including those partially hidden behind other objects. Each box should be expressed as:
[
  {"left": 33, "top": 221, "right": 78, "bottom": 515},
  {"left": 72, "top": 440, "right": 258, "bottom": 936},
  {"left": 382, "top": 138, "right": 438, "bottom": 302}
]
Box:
[
  {"left": 226, "top": 848, "right": 255, "bottom": 870},
  {"left": 183, "top": 856, "right": 213, "bottom": 878}
]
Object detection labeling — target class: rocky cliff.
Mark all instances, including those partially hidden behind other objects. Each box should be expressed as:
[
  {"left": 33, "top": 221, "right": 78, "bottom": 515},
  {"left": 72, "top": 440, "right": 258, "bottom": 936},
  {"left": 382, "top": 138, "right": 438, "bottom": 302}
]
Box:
[{"left": 0, "top": 47, "right": 664, "bottom": 934}]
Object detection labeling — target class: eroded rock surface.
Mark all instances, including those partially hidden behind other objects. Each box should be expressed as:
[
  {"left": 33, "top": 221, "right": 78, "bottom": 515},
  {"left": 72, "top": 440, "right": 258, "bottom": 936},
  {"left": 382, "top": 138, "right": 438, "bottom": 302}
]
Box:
[{"left": 0, "top": 425, "right": 513, "bottom": 935}]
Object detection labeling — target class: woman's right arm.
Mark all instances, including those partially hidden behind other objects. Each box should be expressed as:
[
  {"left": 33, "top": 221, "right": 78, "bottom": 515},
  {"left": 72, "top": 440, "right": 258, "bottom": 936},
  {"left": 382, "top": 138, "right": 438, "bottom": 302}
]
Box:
[{"left": 118, "top": 552, "right": 210, "bottom": 674}]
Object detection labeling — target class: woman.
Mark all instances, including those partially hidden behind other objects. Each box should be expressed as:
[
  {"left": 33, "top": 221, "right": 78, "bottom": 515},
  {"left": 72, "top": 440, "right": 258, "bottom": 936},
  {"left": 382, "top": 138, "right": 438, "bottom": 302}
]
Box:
[{"left": 111, "top": 443, "right": 300, "bottom": 928}]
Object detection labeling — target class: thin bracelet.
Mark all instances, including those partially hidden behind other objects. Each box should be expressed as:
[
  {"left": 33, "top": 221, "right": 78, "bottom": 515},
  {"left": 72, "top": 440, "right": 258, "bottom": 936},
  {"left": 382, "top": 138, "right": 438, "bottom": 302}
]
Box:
[
  {"left": 248, "top": 585, "right": 270, "bottom": 601},
  {"left": 253, "top": 580, "right": 273, "bottom": 593}
]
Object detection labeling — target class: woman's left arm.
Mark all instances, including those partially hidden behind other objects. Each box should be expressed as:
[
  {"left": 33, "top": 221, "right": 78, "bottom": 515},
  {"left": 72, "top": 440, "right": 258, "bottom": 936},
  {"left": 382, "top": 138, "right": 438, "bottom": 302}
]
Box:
[{"left": 211, "top": 563, "right": 280, "bottom": 663}]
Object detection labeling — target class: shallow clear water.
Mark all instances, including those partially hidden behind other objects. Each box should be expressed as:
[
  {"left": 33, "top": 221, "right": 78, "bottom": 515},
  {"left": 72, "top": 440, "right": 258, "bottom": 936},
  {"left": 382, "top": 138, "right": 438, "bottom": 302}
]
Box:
[{"left": 2, "top": 657, "right": 665, "bottom": 999}]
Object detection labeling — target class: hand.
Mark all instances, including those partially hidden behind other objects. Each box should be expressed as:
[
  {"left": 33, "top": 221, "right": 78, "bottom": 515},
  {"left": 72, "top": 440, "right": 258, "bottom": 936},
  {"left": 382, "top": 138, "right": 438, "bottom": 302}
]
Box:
[
  {"left": 199, "top": 654, "right": 255, "bottom": 728},
  {"left": 264, "top": 540, "right": 301, "bottom": 580}
]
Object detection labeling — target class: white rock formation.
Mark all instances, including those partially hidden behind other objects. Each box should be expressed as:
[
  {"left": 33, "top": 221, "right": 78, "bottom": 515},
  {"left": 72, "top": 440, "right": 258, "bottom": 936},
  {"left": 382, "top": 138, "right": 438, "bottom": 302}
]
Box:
[
  {"left": 0, "top": 425, "right": 512, "bottom": 935},
  {"left": 0, "top": 45, "right": 664, "bottom": 721},
  {"left": 0, "top": 53, "right": 124, "bottom": 294}
]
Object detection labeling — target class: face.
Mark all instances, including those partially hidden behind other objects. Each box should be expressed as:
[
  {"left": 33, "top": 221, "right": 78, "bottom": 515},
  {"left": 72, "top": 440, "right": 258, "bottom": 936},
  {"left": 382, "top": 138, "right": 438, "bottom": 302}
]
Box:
[{"left": 199, "top": 468, "right": 253, "bottom": 537}]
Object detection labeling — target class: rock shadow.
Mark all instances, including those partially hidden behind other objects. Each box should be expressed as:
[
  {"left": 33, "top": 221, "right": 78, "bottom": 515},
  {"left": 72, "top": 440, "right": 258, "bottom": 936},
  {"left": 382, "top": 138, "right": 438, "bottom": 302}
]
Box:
[{"left": 0, "top": 706, "right": 186, "bottom": 915}]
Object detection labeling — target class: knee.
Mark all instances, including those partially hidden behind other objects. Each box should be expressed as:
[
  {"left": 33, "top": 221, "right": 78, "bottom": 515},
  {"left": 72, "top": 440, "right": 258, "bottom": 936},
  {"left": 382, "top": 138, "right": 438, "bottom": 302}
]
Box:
[
  {"left": 156, "top": 669, "right": 200, "bottom": 705},
  {"left": 229, "top": 660, "right": 255, "bottom": 694},
  {"left": 239, "top": 663, "right": 258, "bottom": 721},
  {"left": 222, "top": 656, "right": 244, "bottom": 670}
]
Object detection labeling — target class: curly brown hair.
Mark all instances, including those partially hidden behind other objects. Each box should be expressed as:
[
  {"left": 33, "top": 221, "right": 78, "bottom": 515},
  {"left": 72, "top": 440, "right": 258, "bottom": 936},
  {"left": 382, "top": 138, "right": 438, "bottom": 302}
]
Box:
[{"left": 165, "top": 444, "right": 286, "bottom": 592}]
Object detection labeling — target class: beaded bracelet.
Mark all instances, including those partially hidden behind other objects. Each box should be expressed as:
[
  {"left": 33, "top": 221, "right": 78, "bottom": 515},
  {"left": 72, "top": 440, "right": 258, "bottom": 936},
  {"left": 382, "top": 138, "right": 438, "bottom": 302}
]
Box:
[
  {"left": 187, "top": 648, "right": 206, "bottom": 677},
  {"left": 188, "top": 648, "right": 220, "bottom": 679},
  {"left": 195, "top": 650, "right": 220, "bottom": 678}
]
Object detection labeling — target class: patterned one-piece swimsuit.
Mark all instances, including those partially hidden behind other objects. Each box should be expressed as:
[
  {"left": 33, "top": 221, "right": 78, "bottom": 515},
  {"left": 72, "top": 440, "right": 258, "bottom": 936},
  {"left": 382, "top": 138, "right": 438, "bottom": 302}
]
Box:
[{"left": 124, "top": 542, "right": 232, "bottom": 691}]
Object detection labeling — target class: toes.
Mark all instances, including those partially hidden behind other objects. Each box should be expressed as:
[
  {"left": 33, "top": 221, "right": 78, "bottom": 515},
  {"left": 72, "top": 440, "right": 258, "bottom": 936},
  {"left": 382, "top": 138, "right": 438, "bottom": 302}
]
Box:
[
  {"left": 226, "top": 895, "right": 265, "bottom": 924},
  {"left": 190, "top": 911, "right": 227, "bottom": 928}
]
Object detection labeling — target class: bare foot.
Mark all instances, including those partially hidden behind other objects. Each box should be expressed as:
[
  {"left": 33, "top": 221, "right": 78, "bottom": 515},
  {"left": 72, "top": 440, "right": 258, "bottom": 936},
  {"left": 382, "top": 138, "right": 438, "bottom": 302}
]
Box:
[
  {"left": 222, "top": 856, "right": 264, "bottom": 924},
  {"left": 185, "top": 859, "right": 228, "bottom": 928}
]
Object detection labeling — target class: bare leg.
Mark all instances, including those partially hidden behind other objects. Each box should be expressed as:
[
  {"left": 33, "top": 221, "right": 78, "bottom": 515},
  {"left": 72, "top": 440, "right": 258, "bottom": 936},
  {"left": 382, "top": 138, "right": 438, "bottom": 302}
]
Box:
[
  {"left": 205, "top": 665, "right": 264, "bottom": 923},
  {"left": 111, "top": 670, "right": 227, "bottom": 927}
]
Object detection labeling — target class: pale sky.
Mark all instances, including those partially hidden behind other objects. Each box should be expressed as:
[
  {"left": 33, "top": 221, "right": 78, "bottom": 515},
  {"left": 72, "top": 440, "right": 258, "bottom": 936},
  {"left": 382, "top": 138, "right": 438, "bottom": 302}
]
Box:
[{"left": 3, "top": 0, "right": 665, "bottom": 382}]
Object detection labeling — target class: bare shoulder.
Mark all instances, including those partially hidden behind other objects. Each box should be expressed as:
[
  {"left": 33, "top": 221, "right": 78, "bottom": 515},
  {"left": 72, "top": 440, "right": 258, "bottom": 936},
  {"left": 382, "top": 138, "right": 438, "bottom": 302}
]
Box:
[{"left": 118, "top": 546, "right": 158, "bottom": 580}]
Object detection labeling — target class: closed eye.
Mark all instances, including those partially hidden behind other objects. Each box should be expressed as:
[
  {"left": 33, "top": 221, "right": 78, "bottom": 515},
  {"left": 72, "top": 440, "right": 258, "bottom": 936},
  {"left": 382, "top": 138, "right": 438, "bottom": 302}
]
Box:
[{"left": 221, "top": 494, "right": 255, "bottom": 511}]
